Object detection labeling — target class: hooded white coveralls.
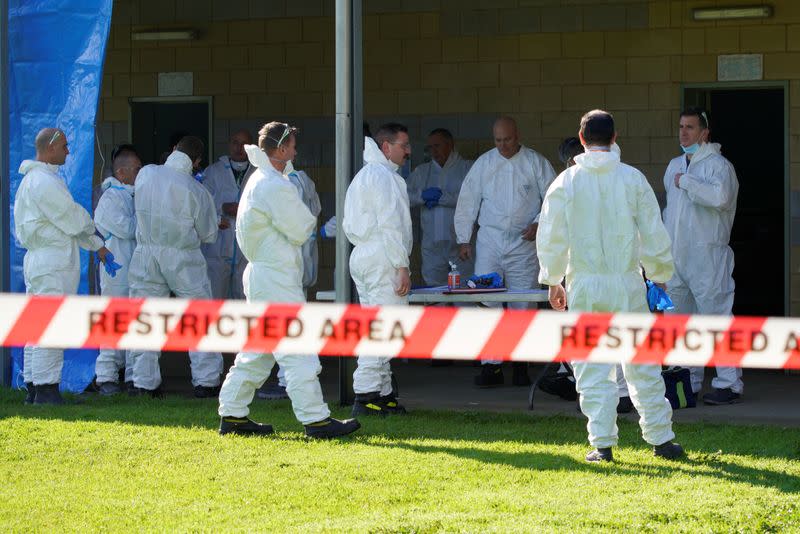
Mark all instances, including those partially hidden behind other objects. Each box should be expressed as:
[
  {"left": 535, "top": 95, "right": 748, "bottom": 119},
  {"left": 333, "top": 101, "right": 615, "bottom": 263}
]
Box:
[
  {"left": 454, "top": 146, "right": 556, "bottom": 364},
  {"left": 407, "top": 151, "right": 474, "bottom": 286},
  {"left": 93, "top": 177, "right": 136, "bottom": 384},
  {"left": 343, "top": 137, "right": 413, "bottom": 396},
  {"left": 127, "top": 151, "right": 223, "bottom": 390},
  {"left": 218, "top": 146, "right": 331, "bottom": 424},
  {"left": 537, "top": 150, "right": 676, "bottom": 449},
  {"left": 14, "top": 160, "right": 105, "bottom": 385},
  {"left": 200, "top": 156, "right": 256, "bottom": 300},
  {"left": 663, "top": 143, "right": 741, "bottom": 394},
  {"left": 287, "top": 166, "right": 321, "bottom": 290}
]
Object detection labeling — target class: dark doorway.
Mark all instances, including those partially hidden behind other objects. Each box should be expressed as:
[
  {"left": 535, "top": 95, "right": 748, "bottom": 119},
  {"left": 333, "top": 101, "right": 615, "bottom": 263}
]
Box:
[
  {"left": 683, "top": 86, "right": 786, "bottom": 316},
  {"left": 130, "top": 98, "right": 211, "bottom": 167}
]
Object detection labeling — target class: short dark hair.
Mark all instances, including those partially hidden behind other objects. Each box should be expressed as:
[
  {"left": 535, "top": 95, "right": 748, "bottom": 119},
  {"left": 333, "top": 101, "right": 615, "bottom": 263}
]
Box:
[
  {"left": 580, "top": 110, "right": 615, "bottom": 146},
  {"left": 258, "top": 121, "right": 298, "bottom": 153},
  {"left": 428, "top": 128, "right": 454, "bottom": 142},
  {"left": 111, "top": 143, "right": 138, "bottom": 163},
  {"left": 680, "top": 107, "right": 709, "bottom": 129},
  {"left": 558, "top": 137, "right": 584, "bottom": 166},
  {"left": 175, "top": 136, "right": 205, "bottom": 163},
  {"left": 374, "top": 122, "right": 408, "bottom": 148}
]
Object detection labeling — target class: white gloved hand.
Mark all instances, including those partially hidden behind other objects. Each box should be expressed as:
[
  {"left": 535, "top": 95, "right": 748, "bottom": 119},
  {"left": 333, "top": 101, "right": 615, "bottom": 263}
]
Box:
[{"left": 321, "top": 216, "right": 337, "bottom": 238}]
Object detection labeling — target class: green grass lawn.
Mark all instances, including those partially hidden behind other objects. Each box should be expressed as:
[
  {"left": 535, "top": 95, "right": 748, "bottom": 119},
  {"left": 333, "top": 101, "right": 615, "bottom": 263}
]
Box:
[{"left": 1, "top": 389, "right": 798, "bottom": 533}]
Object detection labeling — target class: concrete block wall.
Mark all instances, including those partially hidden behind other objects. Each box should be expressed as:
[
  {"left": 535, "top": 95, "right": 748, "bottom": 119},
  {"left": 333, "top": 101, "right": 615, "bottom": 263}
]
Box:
[{"left": 98, "top": 0, "right": 800, "bottom": 310}]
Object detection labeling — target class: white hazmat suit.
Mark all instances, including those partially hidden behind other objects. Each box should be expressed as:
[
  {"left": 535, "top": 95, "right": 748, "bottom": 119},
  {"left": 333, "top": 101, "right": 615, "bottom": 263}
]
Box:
[
  {"left": 287, "top": 165, "right": 321, "bottom": 290},
  {"left": 93, "top": 177, "right": 136, "bottom": 384},
  {"left": 128, "top": 151, "right": 223, "bottom": 390},
  {"left": 454, "top": 145, "right": 556, "bottom": 364},
  {"left": 343, "top": 137, "right": 413, "bottom": 396},
  {"left": 201, "top": 156, "right": 256, "bottom": 300},
  {"left": 218, "top": 145, "right": 331, "bottom": 425},
  {"left": 537, "top": 149, "right": 676, "bottom": 449},
  {"left": 14, "top": 160, "right": 104, "bottom": 385},
  {"left": 407, "top": 151, "right": 474, "bottom": 285},
  {"left": 663, "top": 143, "right": 741, "bottom": 394}
]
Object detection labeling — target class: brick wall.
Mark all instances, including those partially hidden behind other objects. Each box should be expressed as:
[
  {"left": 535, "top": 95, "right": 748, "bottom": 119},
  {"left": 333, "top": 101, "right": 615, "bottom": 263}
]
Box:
[{"left": 99, "top": 0, "right": 800, "bottom": 311}]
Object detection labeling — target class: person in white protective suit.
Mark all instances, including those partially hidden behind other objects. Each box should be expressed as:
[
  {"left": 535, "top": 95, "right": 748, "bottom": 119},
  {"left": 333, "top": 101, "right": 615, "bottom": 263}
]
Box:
[
  {"left": 406, "top": 128, "right": 474, "bottom": 286},
  {"left": 127, "top": 136, "right": 224, "bottom": 398},
  {"left": 93, "top": 146, "right": 142, "bottom": 395},
  {"left": 343, "top": 123, "right": 413, "bottom": 417},
  {"left": 217, "top": 122, "right": 360, "bottom": 439},
  {"left": 200, "top": 130, "right": 257, "bottom": 300},
  {"left": 454, "top": 116, "right": 556, "bottom": 388},
  {"left": 256, "top": 160, "right": 322, "bottom": 402},
  {"left": 14, "top": 128, "right": 115, "bottom": 405},
  {"left": 663, "top": 108, "right": 741, "bottom": 405},
  {"left": 537, "top": 110, "right": 684, "bottom": 462}
]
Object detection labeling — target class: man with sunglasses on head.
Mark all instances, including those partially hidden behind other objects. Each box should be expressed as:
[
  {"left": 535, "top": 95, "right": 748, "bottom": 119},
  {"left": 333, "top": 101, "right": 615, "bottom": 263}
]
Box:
[
  {"left": 343, "top": 123, "right": 413, "bottom": 417},
  {"left": 127, "top": 136, "right": 224, "bottom": 398},
  {"left": 217, "top": 122, "right": 360, "bottom": 439},
  {"left": 93, "top": 144, "right": 142, "bottom": 395},
  {"left": 15, "top": 128, "right": 115, "bottom": 404},
  {"left": 662, "top": 108, "right": 741, "bottom": 405}
]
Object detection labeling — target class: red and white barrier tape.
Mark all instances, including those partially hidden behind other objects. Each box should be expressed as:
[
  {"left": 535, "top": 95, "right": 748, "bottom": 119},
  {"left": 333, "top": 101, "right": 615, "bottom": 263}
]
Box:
[{"left": 1, "top": 293, "right": 799, "bottom": 369}]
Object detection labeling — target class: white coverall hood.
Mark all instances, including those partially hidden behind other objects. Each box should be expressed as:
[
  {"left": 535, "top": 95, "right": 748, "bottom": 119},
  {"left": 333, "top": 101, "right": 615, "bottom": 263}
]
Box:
[
  {"left": 363, "top": 136, "right": 400, "bottom": 172},
  {"left": 537, "top": 150, "right": 676, "bottom": 449},
  {"left": 19, "top": 159, "right": 60, "bottom": 175},
  {"left": 164, "top": 150, "right": 194, "bottom": 175},
  {"left": 101, "top": 176, "right": 134, "bottom": 195}
]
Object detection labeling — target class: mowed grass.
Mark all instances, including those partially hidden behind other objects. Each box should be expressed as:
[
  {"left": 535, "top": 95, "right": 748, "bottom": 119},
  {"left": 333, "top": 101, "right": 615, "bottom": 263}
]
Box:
[{"left": 0, "top": 389, "right": 799, "bottom": 533}]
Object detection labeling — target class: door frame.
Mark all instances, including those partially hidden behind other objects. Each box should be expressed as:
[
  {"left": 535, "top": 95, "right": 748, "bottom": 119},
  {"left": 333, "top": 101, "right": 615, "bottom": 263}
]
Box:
[
  {"left": 127, "top": 96, "right": 214, "bottom": 165},
  {"left": 681, "top": 81, "right": 790, "bottom": 317}
]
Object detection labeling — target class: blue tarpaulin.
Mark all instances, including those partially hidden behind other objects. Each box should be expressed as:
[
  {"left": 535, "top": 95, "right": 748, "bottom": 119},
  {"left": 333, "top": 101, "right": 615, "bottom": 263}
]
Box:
[{"left": 7, "top": 0, "right": 112, "bottom": 392}]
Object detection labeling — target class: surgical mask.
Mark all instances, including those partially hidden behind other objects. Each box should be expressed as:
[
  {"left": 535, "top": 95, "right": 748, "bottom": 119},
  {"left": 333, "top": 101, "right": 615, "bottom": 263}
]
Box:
[
  {"left": 230, "top": 160, "right": 249, "bottom": 171},
  {"left": 681, "top": 142, "right": 700, "bottom": 155}
]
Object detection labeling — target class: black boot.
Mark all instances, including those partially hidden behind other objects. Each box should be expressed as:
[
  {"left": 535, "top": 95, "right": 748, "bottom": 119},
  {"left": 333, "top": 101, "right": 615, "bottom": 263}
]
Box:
[
  {"left": 653, "top": 441, "right": 685, "bottom": 459},
  {"left": 128, "top": 386, "right": 164, "bottom": 399},
  {"left": 511, "top": 362, "right": 531, "bottom": 386},
  {"left": 24, "top": 382, "right": 35, "bottom": 405},
  {"left": 304, "top": 417, "right": 361, "bottom": 439},
  {"left": 194, "top": 385, "right": 220, "bottom": 398},
  {"left": 351, "top": 392, "right": 393, "bottom": 417},
  {"left": 586, "top": 447, "right": 614, "bottom": 462},
  {"left": 474, "top": 364, "right": 504, "bottom": 388},
  {"left": 33, "top": 383, "right": 64, "bottom": 405},
  {"left": 616, "top": 396, "right": 634, "bottom": 414},
  {"left": 219, "top": 416, "right": 274, "bottom": 436}
]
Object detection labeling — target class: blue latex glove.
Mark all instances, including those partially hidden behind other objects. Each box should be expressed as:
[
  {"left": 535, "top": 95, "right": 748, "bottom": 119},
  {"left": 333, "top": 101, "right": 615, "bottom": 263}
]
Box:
[
  {"left": 100, "top": 252, "right": 123, "bottom": 278},
  {"left": 467, "top": 272, "right": 503, "bottom": 289},
  {"left": 421, "top": 187, "right": 443, "bottom": 203},
  {"left": 646, "top": 280, "right": 674, "bottom": 312},
  {"left": 424, "top": 199, "right": 438, "bottom": 209}
]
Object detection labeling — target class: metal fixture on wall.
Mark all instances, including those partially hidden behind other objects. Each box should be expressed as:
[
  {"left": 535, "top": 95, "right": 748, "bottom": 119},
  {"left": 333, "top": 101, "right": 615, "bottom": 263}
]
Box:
[
  {"left": 692, "top": 5, "right": 772, "bottom": 21},
  {"left": 131, "top": 30, "right": 196, "bottom": 41}
]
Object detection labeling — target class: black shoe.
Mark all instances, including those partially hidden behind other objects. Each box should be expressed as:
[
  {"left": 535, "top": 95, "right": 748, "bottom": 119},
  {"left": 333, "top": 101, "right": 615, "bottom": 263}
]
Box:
[
  {"left": 33, "top": 383, "right": 64, "bottom": 405},
  {"left": 586, "top": 447, "right": 614, "bottom": 462},
  {"left": 304, "top": 417, "right": 361, "bottom": 439},
  {"left": 124, "top": 380, "right": 134, "bottom": 391},
  {"left": 194, "top": 385, "right": 220, "bottom": 399},
  {"left": 128, "top": 386, "right": 164, "bottom": 399},
  {"left": 511, "top": 362, "right": 531, "bottom": 386},
  {"left": 474, "top": 364, "right": 504, "bottom": 388},
  {"left": 653, "top": 441, "right": 685, "bottom": 459},
  {"left": 219, "top": 416, "right": 274, "bottom": 436},
  {"left": 617, "top": 396, "right": 634, "bottom": 414},
  {"left": 702, "top": 388, "right": 742, "bottom": 405},
  {"left": 352, "top": 392, "right": 406, "bottom": 417},
  {"left": 256, "top": 383, "right": 289, "bottom": 400},
  {"left": 538, "top": 373, "right": 578, "bottom": 401},
  {"left": 379, "top": 394, "right": 408, "bottom": 415},
  {"left": 24, "top": 382, "right": 35, "bottom": 405},
  {"left": 97, "top": 382, "right": 122, "bottom": 396}
]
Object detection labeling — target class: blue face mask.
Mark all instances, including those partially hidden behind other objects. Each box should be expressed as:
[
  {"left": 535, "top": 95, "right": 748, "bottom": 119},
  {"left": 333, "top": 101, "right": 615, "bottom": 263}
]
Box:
[{"left": 681, "top": 143, "right": 700, "bottom": 155}]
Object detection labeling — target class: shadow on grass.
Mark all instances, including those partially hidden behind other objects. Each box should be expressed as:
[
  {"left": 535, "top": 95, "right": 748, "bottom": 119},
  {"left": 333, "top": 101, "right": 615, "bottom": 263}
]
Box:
[{"left": 2, "top": 388, "right": 800, "bottom": 494}]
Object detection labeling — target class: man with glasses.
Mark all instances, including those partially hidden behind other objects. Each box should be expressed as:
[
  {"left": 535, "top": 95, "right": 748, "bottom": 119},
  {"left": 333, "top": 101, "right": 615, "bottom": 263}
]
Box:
[
  {"left": 14, "top": 128, "right": 115, "bottom": 404},
  {"left": 200, "top": 130, "right": 256, "bottom": 300},
  {"left": 454, "top": 116, "right": 557, "bottom": 388},
  {"left": 343, "top": 123, "right": 413, "bottom": 417},
  {"left": 93, "top": 145, "right": 142, "bottom": 395}
]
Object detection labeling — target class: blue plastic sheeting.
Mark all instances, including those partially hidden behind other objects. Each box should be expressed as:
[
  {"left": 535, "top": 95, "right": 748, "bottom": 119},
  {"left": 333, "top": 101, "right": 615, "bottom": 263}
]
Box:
[{"left": 7, "top": 0, "right": 112, "bottom": 392}]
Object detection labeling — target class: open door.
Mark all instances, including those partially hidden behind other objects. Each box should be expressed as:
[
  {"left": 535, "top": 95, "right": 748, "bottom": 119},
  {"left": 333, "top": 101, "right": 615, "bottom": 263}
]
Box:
[
  {"left": 129, "top": 97, "right": 212, "bottom": 167},
  {"left": 683, "top": 85, "right": 787, "bottom": 317}
]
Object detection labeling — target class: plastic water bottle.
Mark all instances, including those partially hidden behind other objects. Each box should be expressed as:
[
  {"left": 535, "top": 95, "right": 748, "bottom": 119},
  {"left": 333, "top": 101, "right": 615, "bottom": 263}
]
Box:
[{"left": 448, "top": 261, "right": 460, "bottom": 290}]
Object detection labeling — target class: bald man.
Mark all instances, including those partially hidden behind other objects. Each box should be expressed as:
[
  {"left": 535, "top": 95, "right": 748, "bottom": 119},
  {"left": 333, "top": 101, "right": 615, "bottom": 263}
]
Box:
[
  {"left": 454, "top": 117, "right": 557, "bottom": 388},
  {"left": 201, "top": 130, "right": 257, "bottom": 299},
  {"left": 14, "top": 128, "right": 113, "bottom": 404}
]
